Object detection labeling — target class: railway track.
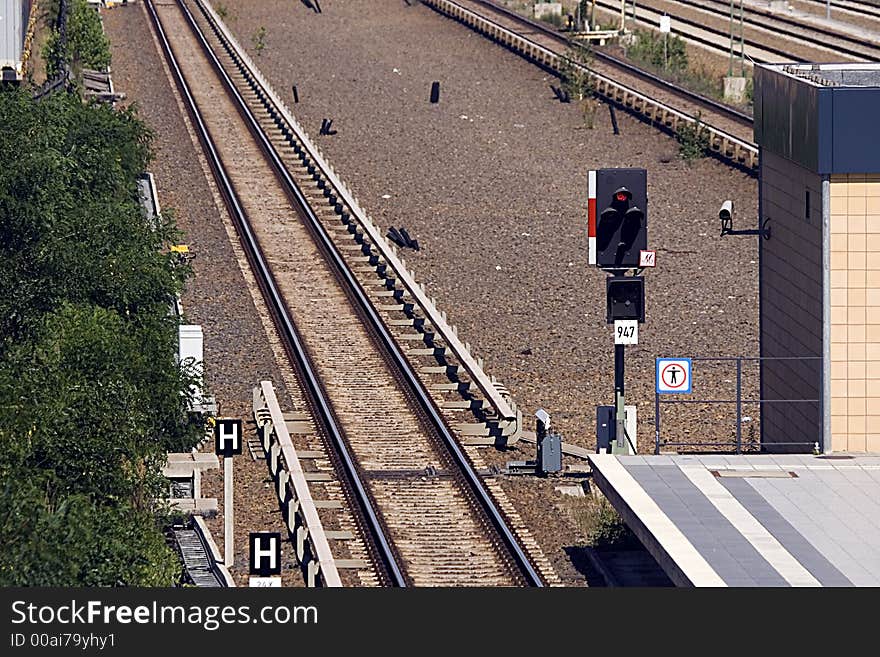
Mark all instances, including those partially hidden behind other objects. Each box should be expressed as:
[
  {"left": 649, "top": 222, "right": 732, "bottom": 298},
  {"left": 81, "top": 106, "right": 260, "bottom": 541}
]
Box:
[
  {"left": 594, "top": 0, "right": 879, "bottom": 63},
  {"left": 422, "top": 0, "right": 758, "bottom": 170},
  {"left": 146, "top": 0, "right": 556, "bottom": 587},
  {"left": 800, "top": 0, "right": 880, "bottom": 22},
  {"left": 459, "top": 0, "right": 752, "bottom": 126}
]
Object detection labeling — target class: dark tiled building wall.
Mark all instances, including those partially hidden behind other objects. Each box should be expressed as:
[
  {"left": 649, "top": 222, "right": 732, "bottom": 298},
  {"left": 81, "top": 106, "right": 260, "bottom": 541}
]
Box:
[{"left": 760, "top": 151, "right": 824, "bottom": 452}]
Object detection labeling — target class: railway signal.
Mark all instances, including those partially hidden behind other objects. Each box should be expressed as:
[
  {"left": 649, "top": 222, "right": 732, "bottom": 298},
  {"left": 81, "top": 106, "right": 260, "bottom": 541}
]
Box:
[
  {"left": 593, "top": 168, "right": 647, "bottom": 270},
  {"left": 588, "top": 168, "right": 649, "bottom": 455},
  {"left": 606, "top": 275, "right": 645, "bottom": 323}
]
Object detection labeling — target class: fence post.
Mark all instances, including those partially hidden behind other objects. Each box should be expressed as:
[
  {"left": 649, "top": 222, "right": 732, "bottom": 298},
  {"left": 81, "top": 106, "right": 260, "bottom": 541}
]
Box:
[
  {"left": 736, "top": 357, "right": 743, "bottom": 454},
  {"left": 654, "top": 388, "right": 661, "bottom": 455}
]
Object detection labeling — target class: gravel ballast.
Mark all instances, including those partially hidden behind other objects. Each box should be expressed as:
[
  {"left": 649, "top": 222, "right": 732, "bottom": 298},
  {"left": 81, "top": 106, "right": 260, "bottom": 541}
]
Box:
[{"left": 105, "top": 0, "right": 761, "bottom": 584}]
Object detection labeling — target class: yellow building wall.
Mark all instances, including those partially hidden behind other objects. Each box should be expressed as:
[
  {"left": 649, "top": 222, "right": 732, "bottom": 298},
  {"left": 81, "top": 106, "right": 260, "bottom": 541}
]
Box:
[{"left": 829, "top": 175, "right": 880, "bottom": 452}]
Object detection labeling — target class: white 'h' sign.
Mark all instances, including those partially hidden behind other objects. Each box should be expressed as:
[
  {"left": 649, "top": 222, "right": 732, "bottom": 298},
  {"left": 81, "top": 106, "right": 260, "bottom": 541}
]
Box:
[
  {"left": 215, "top": 418, "right": 243, "bottom": 457},
  {"left": 250, "top": 532, "right": 282, "bottom": 576}
]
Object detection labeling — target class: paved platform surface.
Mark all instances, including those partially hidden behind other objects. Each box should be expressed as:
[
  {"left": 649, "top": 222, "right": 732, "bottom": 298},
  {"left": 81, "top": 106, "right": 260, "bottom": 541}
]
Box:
[{"left": 589, "top": 453, "right": 880, "bottom": 586}]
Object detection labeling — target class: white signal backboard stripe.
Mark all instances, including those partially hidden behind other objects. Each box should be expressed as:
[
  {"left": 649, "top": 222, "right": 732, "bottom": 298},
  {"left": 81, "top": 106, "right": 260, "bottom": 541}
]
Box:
[{"left": 588, "top": 170, "right": 596, "bottom": 265}]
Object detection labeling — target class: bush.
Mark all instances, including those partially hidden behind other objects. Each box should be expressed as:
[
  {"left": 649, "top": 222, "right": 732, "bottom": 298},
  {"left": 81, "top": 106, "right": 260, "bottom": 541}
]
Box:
[
  {"left": 559, "top": 45, "right": 593, "bottom": 102},
  {"left": 627, "top": 29, "right": 688, "bottom": 74},
  {"left": 44, "top": 0, "right": 111, "bottom": 77},
  {"left": 571, "top": 495, "right": 639, "bottom": 549},
  {"left": 677, "top": 111, "right": 711, "bottom": 161},
  {"left": 0, "top": 88, "right": 202, "bottom": 586}
]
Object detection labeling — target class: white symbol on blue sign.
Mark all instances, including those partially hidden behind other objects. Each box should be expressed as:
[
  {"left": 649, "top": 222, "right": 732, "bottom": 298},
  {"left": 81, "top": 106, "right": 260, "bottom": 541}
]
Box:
[{"left": 656, "top": 358, "right": 692, "bottom": 394}]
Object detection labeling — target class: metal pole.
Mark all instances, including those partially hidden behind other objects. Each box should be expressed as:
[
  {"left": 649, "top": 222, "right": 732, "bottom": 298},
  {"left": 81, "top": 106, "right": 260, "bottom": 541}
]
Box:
[
  {"left": 739, "top": 0, "right": 745, "bottom": 76},
  {"left": 736, "top": 358, "right": 743, "bottom": 454},
  {"left": 224, "top": 456, "right": 234, "bottom": 566},
  {"left": 663, "top": 32, "right": 668, "bottom": 70},
  {"left": 655, "top": 388, "right": 661, "bottom": 455},
  {"left": 615, "top": 344, "right": 626, "bottom": 451},
  {"left": 728, "top": 0, "right": 734, "bottom": 76}
]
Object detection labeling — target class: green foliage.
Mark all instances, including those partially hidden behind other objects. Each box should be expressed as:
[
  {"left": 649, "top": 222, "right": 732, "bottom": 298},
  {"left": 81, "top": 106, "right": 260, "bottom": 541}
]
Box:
[
  {"left": 559, "top": 45, "right": 593, "bottom": 102},
  {"left": 558, "top": 45, "right": 597, "bottom": 129},
  {"left": 215, "top": 2, "right": 229, "bottom": 19},
  {"left": 0, "top": 91, "right": 177, "bottom": 347},
  {"left": 252, "top": 26, "right": 267, "bottom": 56},
  {"left": 628, "top": 29, "right": 688, "bottom": 74},
  {"left": 677, "top": 112, "right": 711, "bottom": 161},
  {"left": 0, "top": 480, "right": 179, "bottom": 586},
  {"left": 44, "top": 0, "right": 112, "bottom": 78},
  {"left": 0, "top": 88, "right": 202, "bottom": 586},
  {"left": 587, "top": 499, "right": 637, "bottom": 549}
]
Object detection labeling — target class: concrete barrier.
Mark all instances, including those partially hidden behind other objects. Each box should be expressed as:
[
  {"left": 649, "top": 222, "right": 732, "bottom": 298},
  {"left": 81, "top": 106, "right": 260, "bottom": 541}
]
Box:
[{"left": 252, "top": 381, "right": 343, "bottom": 587}]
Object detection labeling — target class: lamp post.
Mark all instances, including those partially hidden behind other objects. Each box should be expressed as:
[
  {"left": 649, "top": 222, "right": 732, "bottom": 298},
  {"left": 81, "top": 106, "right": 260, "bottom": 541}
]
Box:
[
  {"left": 729, "top": 0, "right": 744, "bottom": 77},
  {"left": 739, "top": 0, "right": 744, "bottom": 76}
]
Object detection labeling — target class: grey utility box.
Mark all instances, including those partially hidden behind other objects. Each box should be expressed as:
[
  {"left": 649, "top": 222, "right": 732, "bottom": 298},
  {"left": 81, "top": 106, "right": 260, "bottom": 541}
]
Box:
[{"left": 537, "top": 433, "right": 562, "bottom": 474}]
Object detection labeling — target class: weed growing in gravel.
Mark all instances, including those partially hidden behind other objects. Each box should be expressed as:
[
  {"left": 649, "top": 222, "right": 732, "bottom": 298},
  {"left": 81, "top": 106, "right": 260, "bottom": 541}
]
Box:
[
  {"left": 252, "top": 26, "right": 267, "bottom": 56},
  {"left": 571, "top": 495, "right": 638, "bottom": 549},
  {"left": 560, "top": 45, "right": 593, "bottom": 101},
  {"left": 559, "top": 45, "right": 597, "bottom": 128},
  {"left": 628, "top": 29, "right": 688, "bottom": 74},
  {"left": 581, "top": 97, "right": 599, "bottom": 129},
  {"left": 215, "top": 3, "right": 229, "bottom": 19},
  {"left": 677, "top": 112, "right": 710, "bottom": 162}
]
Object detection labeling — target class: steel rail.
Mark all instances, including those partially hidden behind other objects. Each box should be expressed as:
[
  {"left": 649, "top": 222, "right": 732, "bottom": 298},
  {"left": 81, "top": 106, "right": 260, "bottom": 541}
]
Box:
[
  {"left": 800, "top": 0, "right": 880, "bottom": 20},
  {"left": 197, "top": 0, "right": 521, "bottom": 437},
  {"left": 610, "top": 0, "right": 878, "bottom": 61},
  {"left": 145, "top": 0, "right": 406, "bottom": 586}
]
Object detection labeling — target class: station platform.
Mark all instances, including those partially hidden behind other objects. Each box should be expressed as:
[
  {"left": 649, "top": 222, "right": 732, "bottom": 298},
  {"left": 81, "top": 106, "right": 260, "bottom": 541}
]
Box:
[{"left": 588, "top": 453, "right": 880, "bottom": 586}]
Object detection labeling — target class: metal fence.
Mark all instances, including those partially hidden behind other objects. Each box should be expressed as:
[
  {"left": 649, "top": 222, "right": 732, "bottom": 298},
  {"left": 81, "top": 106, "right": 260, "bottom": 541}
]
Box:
[{"left": 654, "top": 356, "right": 823, "bottom": 454}]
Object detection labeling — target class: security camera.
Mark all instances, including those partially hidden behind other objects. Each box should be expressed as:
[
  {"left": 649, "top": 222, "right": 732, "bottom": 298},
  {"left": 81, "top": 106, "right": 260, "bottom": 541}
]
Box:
[{"left": 719, "top": 200, "right": 733, "bottom": 221}]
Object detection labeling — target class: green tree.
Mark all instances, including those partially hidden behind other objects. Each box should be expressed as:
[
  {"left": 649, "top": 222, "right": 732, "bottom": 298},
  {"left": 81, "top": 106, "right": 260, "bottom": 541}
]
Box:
[
  {"left": 0, "top": 480, "right": 180, "bottom": 586},
  {"left": 0, "top": 87, "right": 202, "bottom": 586}
]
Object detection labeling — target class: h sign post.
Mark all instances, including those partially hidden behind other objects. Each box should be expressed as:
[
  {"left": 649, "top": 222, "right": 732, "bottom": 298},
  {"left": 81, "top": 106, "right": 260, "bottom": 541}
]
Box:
[
  {"left": 215, "top": 419, "right": 243, "bottom": 567},
  {"left": 249, "top": 532, "right": 282, "bottom": 587}
]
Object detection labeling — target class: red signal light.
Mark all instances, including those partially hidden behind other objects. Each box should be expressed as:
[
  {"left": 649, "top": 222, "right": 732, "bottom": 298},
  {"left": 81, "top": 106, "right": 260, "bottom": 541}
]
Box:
[{"left": 615, "top": 192, "right": 629, "bottom": 202}]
